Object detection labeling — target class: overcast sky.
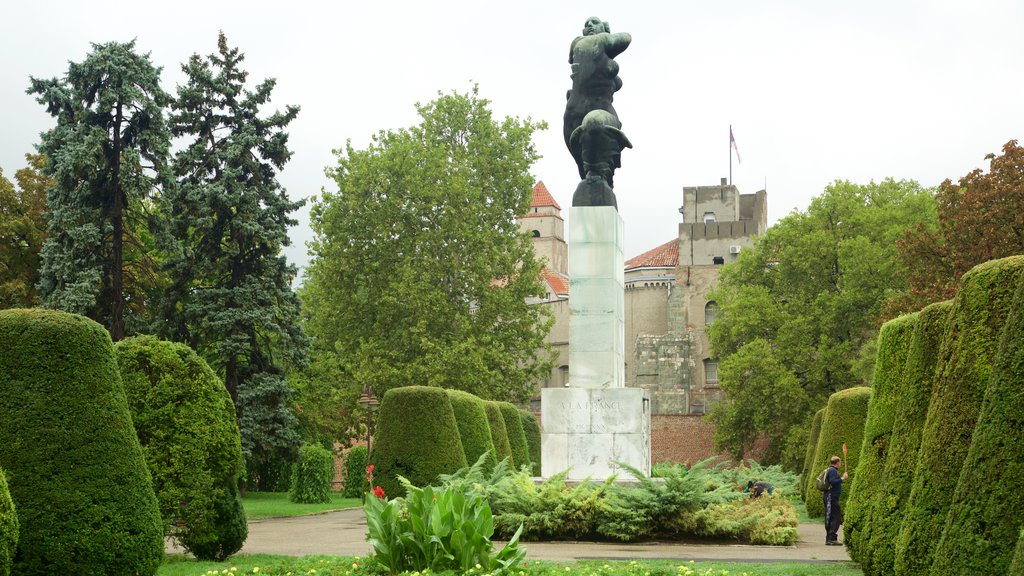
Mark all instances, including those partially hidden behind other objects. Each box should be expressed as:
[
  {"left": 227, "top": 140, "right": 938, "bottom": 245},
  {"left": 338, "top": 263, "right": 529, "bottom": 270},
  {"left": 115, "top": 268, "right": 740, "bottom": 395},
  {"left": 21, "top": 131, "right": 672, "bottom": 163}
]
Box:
[{"left": 3, "top": 1, "right": 1023, "bottom": 280}]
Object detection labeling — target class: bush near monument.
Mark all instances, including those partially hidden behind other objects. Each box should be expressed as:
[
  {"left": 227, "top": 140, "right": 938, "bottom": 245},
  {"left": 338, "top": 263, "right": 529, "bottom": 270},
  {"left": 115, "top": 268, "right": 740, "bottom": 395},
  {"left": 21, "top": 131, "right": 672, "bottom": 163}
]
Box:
[
  {"left": 484, "top": 402, "right": 514, "bottom": 466},
  {"left": 799, "top": 409, "right": 824, "bottom": 501},
  {"left": 804, "top": 386, "right": 871, "bottom": 518},
  {"left": 497, "top": 401, "right": 531, "bottom": 471},
  {"left": 519, "top": 409, "right": 542, "bottom": 476},
  {"left": 930, "top": 270, "right": 1024, "bottom": 575},
  {"left": 446, "top": 389, "right": 497, "bottom": 474},
  {"left": 894, "top": 256, "right": 1024, "bottom": 576},
  {"left": 342, "top": 445, "right": 369, "bottom": 498},
  {"left": 0, "top": 468, "right": 16, "bottom": 576},
  {"left": 0, "top": 309, "right": 163, "bottom": 576},
  {"left": 289, "top": 444, "right": 335, "bottom": 504},
  {"left": 370, "top": 386, "right": 467, "bottom": 499},
  {"left": 115, "top": 335, "right": 247, "bottom": 561},
  {"left": 843, "top": 312, "right": 917, "bottom": 569}
]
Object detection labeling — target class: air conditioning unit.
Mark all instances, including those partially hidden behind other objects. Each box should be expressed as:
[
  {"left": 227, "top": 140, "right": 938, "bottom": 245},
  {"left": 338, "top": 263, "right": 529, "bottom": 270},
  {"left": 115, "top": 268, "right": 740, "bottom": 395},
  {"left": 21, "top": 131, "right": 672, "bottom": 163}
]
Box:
[{"left": 729, "top": 245, "right": 742, "bottom": 254}]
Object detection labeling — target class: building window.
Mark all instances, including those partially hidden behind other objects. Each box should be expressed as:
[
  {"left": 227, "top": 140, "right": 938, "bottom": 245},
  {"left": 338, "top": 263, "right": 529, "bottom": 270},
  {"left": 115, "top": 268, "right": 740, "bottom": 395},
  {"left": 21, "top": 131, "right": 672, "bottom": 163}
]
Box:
[
  {"left": 559, "top": 365, "right": 569, "bottom": 387},
  {"left": 532, "top": 230, "right": 541, "bottom": 238},
  {"left": 712, "top": 256, "right": 725, "bottom": 265},
  {"left": 704, "top": 358, "right": 719, "bottom": 387},
  {"left": 704, "top": 301, "right": 719, "bottom": 325},
  {"left": 703, "top": 212, "right": 716, "bottom": 224}
]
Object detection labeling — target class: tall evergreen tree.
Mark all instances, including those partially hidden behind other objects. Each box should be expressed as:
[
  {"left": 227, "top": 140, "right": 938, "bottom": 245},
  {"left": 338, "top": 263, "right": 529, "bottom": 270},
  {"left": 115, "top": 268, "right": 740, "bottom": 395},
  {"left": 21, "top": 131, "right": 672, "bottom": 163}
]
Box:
[
  {"left": 29, "top": 41, "right": 170, "bottom": 340},
  {"left": 161, "top": 33, "right": 308, "bottom": 473}
]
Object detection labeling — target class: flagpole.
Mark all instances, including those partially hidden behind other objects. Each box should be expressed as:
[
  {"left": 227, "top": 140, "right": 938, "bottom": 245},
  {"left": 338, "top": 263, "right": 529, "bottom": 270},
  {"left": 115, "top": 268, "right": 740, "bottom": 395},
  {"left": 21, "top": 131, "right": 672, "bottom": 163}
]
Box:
[{"left": 729, "top": 124, "right": 733, "bottom": 186}]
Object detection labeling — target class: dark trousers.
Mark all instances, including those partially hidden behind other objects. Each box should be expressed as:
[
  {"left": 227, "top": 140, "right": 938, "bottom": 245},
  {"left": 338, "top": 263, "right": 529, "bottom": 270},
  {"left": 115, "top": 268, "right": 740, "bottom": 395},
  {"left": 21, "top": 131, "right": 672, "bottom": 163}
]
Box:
[{"left": 824, "top": 492, "right": 842, "bottom": 543}]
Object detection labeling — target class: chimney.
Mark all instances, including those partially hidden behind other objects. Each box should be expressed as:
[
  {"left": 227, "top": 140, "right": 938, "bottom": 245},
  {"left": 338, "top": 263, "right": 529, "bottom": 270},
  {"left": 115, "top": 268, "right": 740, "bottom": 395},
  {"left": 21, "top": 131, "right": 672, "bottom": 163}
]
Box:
[{"left": 720, "top": 177, "right": 728, "bottom": 186}]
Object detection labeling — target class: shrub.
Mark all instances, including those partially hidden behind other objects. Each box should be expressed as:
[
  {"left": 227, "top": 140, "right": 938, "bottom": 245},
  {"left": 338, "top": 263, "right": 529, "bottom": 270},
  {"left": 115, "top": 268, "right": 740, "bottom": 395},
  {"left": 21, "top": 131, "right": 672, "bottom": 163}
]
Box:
[
  {"left": 493, "top": 470, "right": 612, "bottom": 540},
  {"left": 289, "top": 444, "right": 334, "bottom": 504},
  {"left": 247, "top": 454, "right": 294, "bottom": 492},
  {"left": 115, "top": 335, "right": 246, "bottom": 560},
  {"left": 684, "top": 496, "right": 799, "bottom": 545},
  {"left": 0, "top": 309, "right": 163, "bottom": 575},
  {"left": 843, "top": 312, "right": 917, "bottom": 568},
  {"left": 496, "top": 402, "right": 530, "bottom": 470},
  {"left": 0, "top": 468, "right": 16, "bottom": 576},
  {"left": 895, "top": 256, "right": 1024, "bottom": 576},
  {"left": 931, "top": 269, "right": 1024, "bottom": 575},
  {"left": 370, "top": 386, "right": 467, "bottom": 499},
  {"left": 803, "top": 386, "right": 871, "bottom": 518},
  {"left": 484, "top": 402, "right": 513, "bottom": 465},
  {"left": 1011, "top": 529, "right": 1024, "bottom": 576},
  {"left": 726, "top": 460, "right": 801, "bottom": 496},
  {"left": 342, "top": 445, "right": 369, "bottom": 498},
  {"left": 446, "top": 389, "right": 496, "bottom": 474},
  {"left": 519, "top": 410, "right": 542, "bottom": 476},
  {"left": 179, "top": 481, "right": 247, "bottom": 561},
  {"left": 799, "top": 409, "right": 825, "bottom": 501}
]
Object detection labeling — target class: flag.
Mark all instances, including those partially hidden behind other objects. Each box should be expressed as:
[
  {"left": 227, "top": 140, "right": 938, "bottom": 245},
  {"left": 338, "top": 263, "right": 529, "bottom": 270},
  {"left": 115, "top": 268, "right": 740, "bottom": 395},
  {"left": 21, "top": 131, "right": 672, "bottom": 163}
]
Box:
[{"left": 730, "top": 126, "right": 741, "bottom": 164}]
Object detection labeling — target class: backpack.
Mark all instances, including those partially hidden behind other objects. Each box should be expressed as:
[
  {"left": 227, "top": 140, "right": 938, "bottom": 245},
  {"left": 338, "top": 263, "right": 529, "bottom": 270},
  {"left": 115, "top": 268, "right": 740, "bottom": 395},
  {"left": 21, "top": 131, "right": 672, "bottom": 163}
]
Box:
[{"left": 815, "top": 468, "right": 831, "bottom": 492}]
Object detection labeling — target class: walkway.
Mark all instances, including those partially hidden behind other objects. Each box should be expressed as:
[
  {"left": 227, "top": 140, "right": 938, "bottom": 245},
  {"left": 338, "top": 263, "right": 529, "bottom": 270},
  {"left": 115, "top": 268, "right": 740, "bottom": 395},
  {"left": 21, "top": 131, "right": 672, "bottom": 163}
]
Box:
[{"left": 167, "top": 508, "right": 851, "bottom": 563}]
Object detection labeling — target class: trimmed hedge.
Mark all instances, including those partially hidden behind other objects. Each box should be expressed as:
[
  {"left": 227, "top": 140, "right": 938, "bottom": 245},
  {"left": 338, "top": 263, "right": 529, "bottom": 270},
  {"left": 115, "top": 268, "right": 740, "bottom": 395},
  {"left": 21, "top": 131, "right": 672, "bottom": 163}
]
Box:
[
  {"left": 520, "top": 410, "right": 542, "bottom": 476},
  {"left": 370, "top": 387, "right": 467, "bottom": 499},
  {"left": 0, "top": 468, "right": 16, "bottom": 576},
  {"left": 931, "top": 268, "right": 1024, "bottom": 575},
  {"left": 484, "top": 401, "right": 513, "bottom": 466},
  {"left": 799, "top": 409, "right": 825, "bottom": 501},
  {"left": 446, "top": 390, "right": 496, "bottom": 473},
  {"left": 290, "top": 444, "right": 334, "bottom": 504},
  {"left": 0, "top": 309, "right": 163, "bottom": 576},
  {"left": 342, "top": 445, "right": 369, "bottom": 498},
  {"left": 894, "top": 256, "right": 1024, "bottom": 576},
  {"left": 843, "top": 312, "right": 917, "bottom": 569},
  {"left": 496, "top": 402, "right": 531, "bottom": 471},
  {"left": 1011, "top": 529, "right": 1024, "bottom": 576},
  {"left": 804, "top": 386, "right": 871, "bottom": 518},
  {"left": 180, "top": 482, "right": 247, "bottom": 562},
  {"left": 866, "top": 300, "right": 952, "bottom": 575},
  {"left": 115, "top": 335, "right": 246, "bottom": 560}
]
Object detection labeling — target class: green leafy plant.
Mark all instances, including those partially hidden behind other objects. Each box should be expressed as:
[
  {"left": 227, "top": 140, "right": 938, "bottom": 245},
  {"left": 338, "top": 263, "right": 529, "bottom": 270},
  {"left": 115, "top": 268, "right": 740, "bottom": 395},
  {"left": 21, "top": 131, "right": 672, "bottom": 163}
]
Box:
[{"left": 290, "top": 444, "right": 335, "bottom": 504}]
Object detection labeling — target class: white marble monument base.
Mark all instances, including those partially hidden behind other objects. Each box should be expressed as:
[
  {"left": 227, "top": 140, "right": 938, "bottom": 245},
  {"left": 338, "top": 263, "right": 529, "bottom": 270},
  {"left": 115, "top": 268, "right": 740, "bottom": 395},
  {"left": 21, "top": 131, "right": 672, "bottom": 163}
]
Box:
[{"left": 541, "top": 387, "right": 650, "bottom": 479}]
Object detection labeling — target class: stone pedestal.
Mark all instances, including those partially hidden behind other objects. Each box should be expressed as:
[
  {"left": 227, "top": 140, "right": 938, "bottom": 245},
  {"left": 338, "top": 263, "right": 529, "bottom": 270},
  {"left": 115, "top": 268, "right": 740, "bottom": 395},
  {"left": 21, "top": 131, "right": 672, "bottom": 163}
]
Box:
[{"left": 541, "top": 387, "right": 650, "bottom": 478}]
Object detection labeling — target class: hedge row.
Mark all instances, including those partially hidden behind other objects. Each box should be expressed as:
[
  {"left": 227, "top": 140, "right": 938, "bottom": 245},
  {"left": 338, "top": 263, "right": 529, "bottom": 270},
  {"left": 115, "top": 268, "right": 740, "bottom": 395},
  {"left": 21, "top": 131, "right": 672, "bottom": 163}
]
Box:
[
  {"left": 497, "top": 402, "right": 531, "bottom": 470},
  {"left": 0, "top": 468, "right": 16, "bottom": 576},
  {"left": 520, "top": 410, "right": 542, "bottom": 476},
  {"left": 447, "top": 390, "right": 496, "bottom": 473},
  {"left": 484, "top": 402, "right": 513, "bottom": 465},
  {"left": 799, "top": 409, "right": 824, "bottom": 501},
  {"left": 803, "top": 386, "right": 871, "bottom": 518}
]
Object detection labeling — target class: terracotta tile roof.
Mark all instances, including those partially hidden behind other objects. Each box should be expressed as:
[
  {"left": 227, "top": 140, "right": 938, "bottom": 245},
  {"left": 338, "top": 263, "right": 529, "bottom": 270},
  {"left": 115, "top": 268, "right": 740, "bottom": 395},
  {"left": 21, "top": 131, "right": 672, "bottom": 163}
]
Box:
[
  {"left": 531, "top": 181, "right": 561, "bottom": 210},
  {"left": 625, "top": 239, "right": 679, "bottom": 270},
  {"left": 542, "top": 267, "right": 569, "bottom": 296}
]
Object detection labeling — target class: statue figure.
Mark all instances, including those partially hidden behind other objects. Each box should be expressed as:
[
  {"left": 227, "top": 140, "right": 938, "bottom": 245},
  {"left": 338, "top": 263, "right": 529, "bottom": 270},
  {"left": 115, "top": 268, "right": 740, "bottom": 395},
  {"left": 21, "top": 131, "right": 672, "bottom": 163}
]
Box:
[{"left": 563, "top": 17, "right": 632, "bottom": 194}]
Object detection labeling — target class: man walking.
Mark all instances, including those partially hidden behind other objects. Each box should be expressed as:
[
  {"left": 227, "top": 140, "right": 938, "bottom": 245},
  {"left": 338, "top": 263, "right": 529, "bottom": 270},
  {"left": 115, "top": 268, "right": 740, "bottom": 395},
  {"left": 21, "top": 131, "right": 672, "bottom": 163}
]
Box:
[{"left": 825, "top": 455, "right": 848, "bottom": 545}]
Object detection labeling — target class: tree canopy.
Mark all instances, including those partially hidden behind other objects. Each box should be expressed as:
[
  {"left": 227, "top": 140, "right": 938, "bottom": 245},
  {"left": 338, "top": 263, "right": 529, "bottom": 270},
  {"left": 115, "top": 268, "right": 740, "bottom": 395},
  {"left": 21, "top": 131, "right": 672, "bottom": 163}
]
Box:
[
  {"left": 303, "top": 87, "right": 553, "bottom": 405},
  {"left": 0, "top": 153, "right": 49, "bottom": 308}
]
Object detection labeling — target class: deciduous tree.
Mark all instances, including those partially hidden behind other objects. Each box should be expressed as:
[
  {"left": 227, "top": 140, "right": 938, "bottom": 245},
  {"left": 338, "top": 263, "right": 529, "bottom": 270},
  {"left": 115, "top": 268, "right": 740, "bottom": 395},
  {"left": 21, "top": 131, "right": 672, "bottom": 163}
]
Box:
[{"left": 0, "top": 153, "right": 49, "bottom": 308}]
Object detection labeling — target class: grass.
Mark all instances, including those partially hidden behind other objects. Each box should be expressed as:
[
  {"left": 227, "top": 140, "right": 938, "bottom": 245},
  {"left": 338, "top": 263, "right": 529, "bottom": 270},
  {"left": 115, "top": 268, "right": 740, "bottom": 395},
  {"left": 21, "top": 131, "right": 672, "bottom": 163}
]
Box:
[
  {"left": 242, "top": 492, "right": 361, "bottom": 520},
  {"left": 159, "top": 555, "right": 863, "bottom": 576}
]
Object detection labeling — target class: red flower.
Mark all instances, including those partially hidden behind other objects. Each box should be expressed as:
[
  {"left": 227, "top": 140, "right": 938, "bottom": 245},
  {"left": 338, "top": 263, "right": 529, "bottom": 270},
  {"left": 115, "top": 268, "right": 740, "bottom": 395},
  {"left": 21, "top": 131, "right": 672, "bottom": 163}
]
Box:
[{"left": 373, "top": 486, "right": 386, "bottom": 500}]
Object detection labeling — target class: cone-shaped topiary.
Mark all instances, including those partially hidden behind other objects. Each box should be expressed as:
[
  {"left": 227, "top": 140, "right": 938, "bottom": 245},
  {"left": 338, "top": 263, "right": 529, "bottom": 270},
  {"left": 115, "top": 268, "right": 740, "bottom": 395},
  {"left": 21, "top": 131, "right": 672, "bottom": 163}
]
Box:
[
  {"left": 931, "top": 270, "right": 1024, "bottom": 575},
  {"left": 484, "top": 402, "right": 513, "bottom": 466},
  {"left": 1010, "top": 529, "right": 1024, "bottom": 576},
  {"left": 342, "top": 445, "right": 368, "bottom": 498},
  {"left": 520, "top": 410, "right": 542, "bottom": 476},
  {"left": 800, "top": 409, "right": 825, "bottom": 502},
  {"left": 843, "top": 312, "right": 918, "bottom": 569},
  {"left": 115, "top": 335, "right": 246, "bottom": 561},
  {"left": 289, "top": 444, "right": 334, "bottom": 504},
  {"left": 894, "top": 256, "right": 1024, "bottom": 576},
  {"left": 0, "top": 309, "right": 163, "bottom": 576},
  {"left": 496, "top": 402, "right": 531, "bottom": 471},
  {"left": 866, "top": 300, "right": 951, "bottom": 575},
  {"left": 804, "top": 386, "right": 871, "bottom": 518},
  {"left": 0, "top": 468, "right": 16, "bottom": 576},
  {"left": 370, "top": 386, "right": 467, "bottom": 499},
  {"left": 446, "top": 389, "right": 496, "bottom": 474}
]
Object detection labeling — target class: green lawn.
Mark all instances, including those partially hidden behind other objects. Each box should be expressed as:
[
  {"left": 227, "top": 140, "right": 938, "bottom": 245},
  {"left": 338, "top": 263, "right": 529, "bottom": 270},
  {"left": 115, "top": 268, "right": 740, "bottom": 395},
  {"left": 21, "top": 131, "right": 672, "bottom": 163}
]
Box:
[
  {"left": 242, "top": 491, "right": 361, "bottom": 520},
  {"left": 159, "top": 555, "right": 862, "bottom": 576}
]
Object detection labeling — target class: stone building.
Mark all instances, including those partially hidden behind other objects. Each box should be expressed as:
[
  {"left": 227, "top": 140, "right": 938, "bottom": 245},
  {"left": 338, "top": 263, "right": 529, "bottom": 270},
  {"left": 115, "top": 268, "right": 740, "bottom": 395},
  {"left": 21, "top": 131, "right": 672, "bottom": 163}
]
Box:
[{"left": 520, "top": 179, "right": 767, "bottom": 462}]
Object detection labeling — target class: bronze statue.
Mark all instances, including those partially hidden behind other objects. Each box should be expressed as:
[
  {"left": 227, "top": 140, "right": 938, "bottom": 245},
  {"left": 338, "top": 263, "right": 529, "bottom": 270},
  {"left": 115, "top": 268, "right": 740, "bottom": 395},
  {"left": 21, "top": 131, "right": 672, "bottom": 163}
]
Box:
[{"left": 563, "top": 17, "right": 632, "bottom": 197}]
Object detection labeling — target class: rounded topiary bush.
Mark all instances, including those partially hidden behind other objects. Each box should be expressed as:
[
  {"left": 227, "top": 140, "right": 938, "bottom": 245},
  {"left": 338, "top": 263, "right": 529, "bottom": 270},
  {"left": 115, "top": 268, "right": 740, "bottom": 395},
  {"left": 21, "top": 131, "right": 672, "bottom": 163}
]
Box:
[
  {"left": 290, "top": 444, "right": 334, "bottom": 504},
  {"left": 866, "top": 300, "right": 951, "bottom": 575},
  {"left": 799, "top": 409, "right": 825, "bottom": 502},
  {"left": 895, "top": 256, "right": 1024, "bottom": 576},
  {"left": 804, "top": 386, "right": 871, "bottom": 518},
  {"left": 484, "top": 402, "right": 513, "bottom": 466},
  {"left": 342, "top": 445, "right": 369, "bottom": 498},
  {"left": 843, "top": 312, "right": 917, "bottom": 568},
  {"left": 446, "top": 389, "right": 496, "bottom": 472},
  {"left": 0, "top": 468, "right": 17, "bottom": 576},
  {"left": 931, "top": 270, "right": 1024, "bottom": 576},
  {"left": 179, "top": 482, "right": 247, "bottom": 562},
  {"left": 370, "top": 386, "right": 467, "bottom": 499},
  {"left": 115, "top": 335, "right": 246, "bottom": 561},
  {"left": 519, "top": 410, "right": 542, "bottom": 476},
  {"left": 496, "top": 402, "right": 531, "bottom": 471},
  {"left": 0, "top": 309, "right": 163, "bottom": 576}
]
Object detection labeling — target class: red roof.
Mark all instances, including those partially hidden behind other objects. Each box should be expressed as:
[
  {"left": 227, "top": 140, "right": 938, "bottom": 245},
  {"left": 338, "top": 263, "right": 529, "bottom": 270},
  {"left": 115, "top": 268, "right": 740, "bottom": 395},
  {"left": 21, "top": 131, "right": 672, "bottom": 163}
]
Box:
[
  {"left": 542, "top": 268, "right": 569, "bottom": 295},
  {"left": 531, "top": 181, "right": 561, "bottom": 210},
  {"left": 625, "top": 239, "right": 679, "bottom": 270}
]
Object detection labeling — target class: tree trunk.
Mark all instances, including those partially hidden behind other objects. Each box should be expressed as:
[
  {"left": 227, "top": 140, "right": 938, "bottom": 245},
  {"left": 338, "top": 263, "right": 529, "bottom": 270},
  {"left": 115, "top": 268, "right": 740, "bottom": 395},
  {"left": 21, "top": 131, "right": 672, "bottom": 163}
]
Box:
[{"left": 110, "top": 100, "right": 125, "bottom": 341}]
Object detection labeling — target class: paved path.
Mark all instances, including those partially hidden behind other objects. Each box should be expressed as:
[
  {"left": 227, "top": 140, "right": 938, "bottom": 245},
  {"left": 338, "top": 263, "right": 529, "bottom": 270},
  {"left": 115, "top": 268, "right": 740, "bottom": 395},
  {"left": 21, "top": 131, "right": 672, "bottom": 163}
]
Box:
[{"left": 167, "top": 508, "right": 850, "bottom": 563}]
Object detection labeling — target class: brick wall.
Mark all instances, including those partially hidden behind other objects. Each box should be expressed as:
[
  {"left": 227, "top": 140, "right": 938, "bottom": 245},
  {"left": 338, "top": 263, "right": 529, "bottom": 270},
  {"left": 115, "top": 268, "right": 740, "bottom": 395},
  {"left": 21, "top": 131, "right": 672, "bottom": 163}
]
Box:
[{"left": 651, "top": 414, "right": 766, "bottom": 465}]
